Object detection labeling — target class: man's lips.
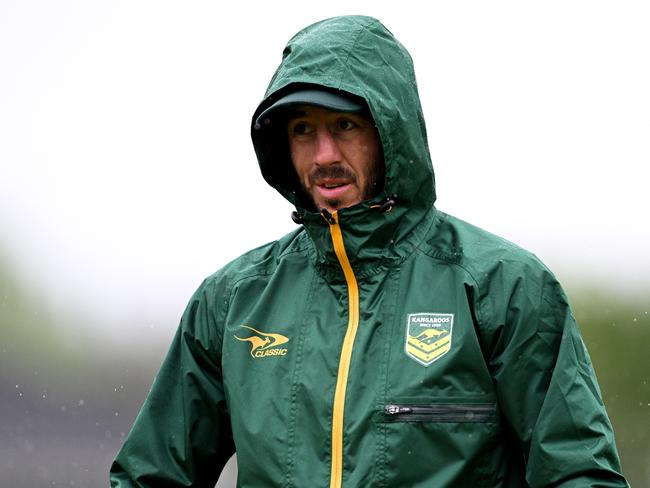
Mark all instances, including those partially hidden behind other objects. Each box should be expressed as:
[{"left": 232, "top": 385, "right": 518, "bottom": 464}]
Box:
[
  {"left": 308, "top": 166, "right": 357, "bottom": 204},
  {"left": 314, "top": 179, "right": 352, "bottom": 198}
]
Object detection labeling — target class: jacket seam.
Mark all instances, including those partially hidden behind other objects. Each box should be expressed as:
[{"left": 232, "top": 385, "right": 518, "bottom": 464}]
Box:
[
  {"left": 227, "top": 270, "right": 273, "bottom": 292},
  {"left": 203, "top": 276, "right": 230, "bottom": 365},
  {"left": 336, "top": 18, "right": 379, "bottom": 90},
  {"left": 413, "top": 246, "right": 492, "bottom": 365},
  {"left": 221, "top": 271, "right": 272, "bottom": 376},
  {"left": 376, "top": 267, "right": 401, "bottom": 487},
  {"left": 282, "top": 269, "right": 319, "bottom": 488},
  {"left": 277, "top": 228, "right": 312, "bottom": 260},
  {"left": 416, "top": 241, "right": 487, "bottom": 320}
]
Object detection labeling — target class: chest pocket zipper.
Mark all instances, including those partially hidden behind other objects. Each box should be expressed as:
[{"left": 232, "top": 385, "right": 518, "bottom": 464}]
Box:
[{"left": 384, "top": 403, "right": 497, "bottom": 423}]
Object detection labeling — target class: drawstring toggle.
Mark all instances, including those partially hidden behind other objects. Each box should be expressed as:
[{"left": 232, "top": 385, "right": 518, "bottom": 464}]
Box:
[{"left": 375, "top": 194, "right": 398, "bottom": 213}]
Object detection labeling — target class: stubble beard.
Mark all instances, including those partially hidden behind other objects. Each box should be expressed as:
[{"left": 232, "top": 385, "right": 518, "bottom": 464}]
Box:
[{"left": 304, "top": 160, "right": 384, "bottom": 212}]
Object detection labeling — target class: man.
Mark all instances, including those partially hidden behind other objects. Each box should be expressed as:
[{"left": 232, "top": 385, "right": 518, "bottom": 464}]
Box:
[{"left": 111, "top": 16, "right": 628, "bottom": 487}]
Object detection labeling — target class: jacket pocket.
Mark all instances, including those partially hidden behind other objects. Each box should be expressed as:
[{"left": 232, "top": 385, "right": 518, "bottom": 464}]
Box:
[
  {"left": 377, "top": 401, "right": 501, "bottom": 487},
  {"left": 383, "top": 402, "right": 497, "bottom": 423}
]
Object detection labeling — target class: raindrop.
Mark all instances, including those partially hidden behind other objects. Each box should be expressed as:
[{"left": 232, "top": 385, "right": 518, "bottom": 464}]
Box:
[{"left": 78, "top": 399, "right": 85, "bottom": 406}]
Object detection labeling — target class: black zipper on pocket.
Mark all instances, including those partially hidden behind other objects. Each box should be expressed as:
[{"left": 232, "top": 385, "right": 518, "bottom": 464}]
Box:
[{"left": 384, "top": 403, "right": 497, "bottom": 423}]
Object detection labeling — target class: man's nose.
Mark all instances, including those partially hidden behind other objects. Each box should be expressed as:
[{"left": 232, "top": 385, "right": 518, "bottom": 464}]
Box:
[{"left": 313, "top": 128, "right": 342, "bottom": 165}]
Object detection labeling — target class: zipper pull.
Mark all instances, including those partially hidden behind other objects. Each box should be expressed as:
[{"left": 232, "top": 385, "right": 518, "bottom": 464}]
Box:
[
  {"left": 385, "top": 405, "right": 413, "bottom": 415},
  {"left": 320, "top": 209, "right": 337, "bottom": 225}
]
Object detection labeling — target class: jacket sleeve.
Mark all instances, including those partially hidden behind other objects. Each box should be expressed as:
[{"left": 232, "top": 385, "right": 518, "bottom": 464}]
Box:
[
  {"left": 110, "top": 278, "right": 235, "bottom": 487},
  {"left": 482, "top": 261, "right": 628, "bottom": 487}
]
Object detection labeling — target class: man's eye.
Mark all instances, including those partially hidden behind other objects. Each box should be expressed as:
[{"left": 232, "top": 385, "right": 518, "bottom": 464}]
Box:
[
  {"left": 291, "top": 122, "right": 312, "bottom": 135},
  {"left": 336, "top": 119, "right": 356, "bottom": 131}
]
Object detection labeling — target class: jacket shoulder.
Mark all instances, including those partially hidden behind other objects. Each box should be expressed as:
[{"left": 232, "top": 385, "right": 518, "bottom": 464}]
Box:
[
  {"left": 179, "top": 227, "right": 311, "bottom": 341},
  {"left": 423, "top": 211, "right": 571, "bottom": 346},
  {"left": 423, "top": 210, "right": 553, "bottom": 283},
  {"left": 202, "top": 226, "right": 311, "bottom": 290}
]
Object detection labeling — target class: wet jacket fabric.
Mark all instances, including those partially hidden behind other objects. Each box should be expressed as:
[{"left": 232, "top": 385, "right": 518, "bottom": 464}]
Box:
[{"left": 110, "top": 16, "right": 628, "bottom": 488}]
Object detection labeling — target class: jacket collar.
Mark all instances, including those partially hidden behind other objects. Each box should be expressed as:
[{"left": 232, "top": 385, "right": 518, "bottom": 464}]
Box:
[{"left": 299, "top": 196, "right": 436, "bottom": 279}]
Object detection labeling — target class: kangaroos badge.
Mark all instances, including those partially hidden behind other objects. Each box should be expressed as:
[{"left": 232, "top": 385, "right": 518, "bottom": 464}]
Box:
[{"left": 405, "top": 313, "right": 453, "bottom": 366}]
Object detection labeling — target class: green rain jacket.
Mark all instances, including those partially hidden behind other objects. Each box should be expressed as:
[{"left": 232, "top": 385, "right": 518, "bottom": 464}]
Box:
[{"left": 111, "top": 16, "right": 628, "bottom": 488}]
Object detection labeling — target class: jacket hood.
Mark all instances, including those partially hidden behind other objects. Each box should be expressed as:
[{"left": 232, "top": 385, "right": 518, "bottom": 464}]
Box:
[{"left": 251, "top": 16, "right": 436, "bottom": 269}]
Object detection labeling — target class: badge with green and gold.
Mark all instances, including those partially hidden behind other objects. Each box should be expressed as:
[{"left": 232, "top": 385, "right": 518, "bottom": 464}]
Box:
[{"left": 405, "top": 313, "right": 454, "bottom": 366}]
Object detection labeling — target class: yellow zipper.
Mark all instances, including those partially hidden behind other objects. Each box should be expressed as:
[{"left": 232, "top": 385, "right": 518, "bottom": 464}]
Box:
[{"left": 327, "top": 211, "right": 360, "bottom": 488}]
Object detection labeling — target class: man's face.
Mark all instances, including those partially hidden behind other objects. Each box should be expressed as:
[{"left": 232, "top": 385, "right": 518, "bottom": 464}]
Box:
[{"left": 287, "top": 105, "right": 383, "bottom": 213}]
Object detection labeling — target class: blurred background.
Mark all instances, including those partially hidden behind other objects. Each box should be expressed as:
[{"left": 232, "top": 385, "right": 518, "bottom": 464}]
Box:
[{"left": 1, "top": 1, "right": 648, "bottom": 486}]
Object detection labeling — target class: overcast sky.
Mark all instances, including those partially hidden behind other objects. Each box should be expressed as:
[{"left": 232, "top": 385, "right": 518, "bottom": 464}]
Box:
[{"left": 1, "top": 1, "right": 648, "bottom": 343}]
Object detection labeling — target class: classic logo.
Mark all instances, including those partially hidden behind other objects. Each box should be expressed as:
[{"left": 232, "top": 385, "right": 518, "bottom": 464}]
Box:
[
  {"left": 234, "top": 325, "right": 289, "bottom": 358},
  {"left": 405, "top": 313, "right": 454, "bottom": 366}
]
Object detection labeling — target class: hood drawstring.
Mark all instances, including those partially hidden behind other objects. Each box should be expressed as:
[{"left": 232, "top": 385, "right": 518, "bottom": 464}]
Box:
[
  {"left": 372, "top": 194, "right": 398, "bottom": 214},
  {"left": 291, "top": 211, "right": 304, "bottom": 224},
  {"left": 292, "top": 196, "right": 398, "bottom": 225}
]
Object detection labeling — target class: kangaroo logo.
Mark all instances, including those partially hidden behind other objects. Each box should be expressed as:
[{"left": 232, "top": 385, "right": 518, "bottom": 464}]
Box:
[
  {"left": 405, "top": 313, "right": 454, "bottom": 366},
  {"left": 234, "top": 325, "right": 289, "bottom": 358}
]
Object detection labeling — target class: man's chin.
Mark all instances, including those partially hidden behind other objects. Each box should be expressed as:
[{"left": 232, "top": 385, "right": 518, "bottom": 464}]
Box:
[
  {"left": 317, "top": 199, "right": 342, "bottom": 214},
  {"left": 305, "top": 191, "right": 365, "bottom": 214},
  {"left": 314, "top": 195, "right": 367, "bottom": 214}
]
